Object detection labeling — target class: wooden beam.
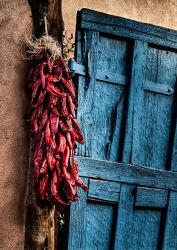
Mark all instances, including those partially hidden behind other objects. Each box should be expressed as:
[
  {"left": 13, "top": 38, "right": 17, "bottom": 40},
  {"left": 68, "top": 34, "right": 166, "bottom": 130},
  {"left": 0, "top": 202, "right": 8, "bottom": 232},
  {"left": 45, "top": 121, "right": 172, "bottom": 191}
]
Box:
[
  {"left": 48, "top": 0, "right": 64, "bottom": 44},
  {"left": 78, "top": 8, "right": 177, "bottom": 50},
  {"left": 28, "top": 0, "right": 64, "bottom": 44},
  {"left": 25, "top": 1, "right": 64, "bottom": 249},
  {"left": 77, "top": 156, "right": 177, "bottom": 191},
  {"left": 69, "top": 61, "right": 174, "bottom": 96},
  {"left": 24, "top": 204, "right": 55, "bottom": 249}
]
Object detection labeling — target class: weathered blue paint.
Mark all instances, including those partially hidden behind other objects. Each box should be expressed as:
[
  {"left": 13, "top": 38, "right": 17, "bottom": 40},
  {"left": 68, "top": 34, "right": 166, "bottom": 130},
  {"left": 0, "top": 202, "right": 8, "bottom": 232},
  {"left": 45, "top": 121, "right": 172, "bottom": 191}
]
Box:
[
  {"left": 135, "top": 187, "right": 168, "bottom": 208},
  {"left": 68, "top": 60, "right": 174, "bottom": 96},
  {"left": 79, "top": 9, "right": 177, "bottom": 49},
  {"left": 66, "top": 9, "right": 177, "bottom": 250},
  {"left": 77, "top": 156, "right": 177, "bottom": 191},
  {"left": 88, "top": 179, "right": 121, "bottom": 203}
]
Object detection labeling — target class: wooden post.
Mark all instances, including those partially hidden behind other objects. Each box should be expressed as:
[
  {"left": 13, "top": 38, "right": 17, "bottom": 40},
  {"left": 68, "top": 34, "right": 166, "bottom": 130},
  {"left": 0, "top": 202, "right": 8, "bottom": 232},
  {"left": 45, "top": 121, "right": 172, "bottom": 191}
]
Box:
[
  {"left": 25, "top": 203, "right": 55, "bottom": 249},
  {"left": 25, "top": 1, "right": 64, "bottom": 249},
  {"left": 27, "top": 0, "right": 64, "bottom": 43}
]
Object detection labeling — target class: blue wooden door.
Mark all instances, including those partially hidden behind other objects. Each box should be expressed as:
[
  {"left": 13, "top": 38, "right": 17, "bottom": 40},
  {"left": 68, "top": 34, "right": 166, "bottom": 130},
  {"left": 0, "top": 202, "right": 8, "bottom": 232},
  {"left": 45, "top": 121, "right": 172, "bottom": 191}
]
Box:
[{"left": 67, "top": 9, "right": 177, "bottom": 250}]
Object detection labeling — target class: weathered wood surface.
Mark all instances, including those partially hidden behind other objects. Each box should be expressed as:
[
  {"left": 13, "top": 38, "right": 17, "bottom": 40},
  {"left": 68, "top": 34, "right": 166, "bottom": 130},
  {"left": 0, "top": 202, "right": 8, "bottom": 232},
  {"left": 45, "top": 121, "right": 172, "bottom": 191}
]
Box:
[
  {"left": 77, "top": 32, "right": 127, "bottom": 162},
  {"left": 135, "top": 187, "right": 168, "bottom": 208},
  {"left": 79, "top": 8, "right": 177, "bottom": 49},
  {"left": 163, "top": 191, "right": 177, "bottom": 249},
  {"left": 88, "top": 179, "right": 120, "bottom": 203},
  {"left": 85, "top": 201, "right": 115, "bottom": 250},
  {"left": 77, "top": 156, "right": 177, "bottom": 191},
  {"left": 67, "top": 9, "right": 177, "bottom": 250},
  {"left": 70, "top": 64, "right": 175, "bottom": 96},
  {"left": 68, "top": 178, "right": 89, "bottom": 250},
  {"left": 122, "top": 40, "right": 148, "bottom": 164},
  {"left": 27, "top": 0, "right": 64, "bottom": 43},
  {"left": 141, "top": 47, "right": 177, "bottom": 170},
  {"left": 25, "top": 1, "right": 63, "bottom": 249},
  {"left": 24, "top": 205, "right": 55, "bottom": 250},
  {"left": 114, "top": 184, "right": 135, "bottom": 250}
]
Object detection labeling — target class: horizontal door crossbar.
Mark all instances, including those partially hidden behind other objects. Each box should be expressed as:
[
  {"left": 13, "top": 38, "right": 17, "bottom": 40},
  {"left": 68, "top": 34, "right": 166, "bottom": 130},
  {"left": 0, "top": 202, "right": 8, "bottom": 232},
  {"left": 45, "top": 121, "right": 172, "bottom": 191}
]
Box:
[
  {"left": 69, "top": 60, "right": 174, "bottom": 96},
  {"left": 79, "top": 9, "right": 177, "bottom": 50},
  {"left": 77, "top": 156, "right": 177, "bottom": 191},
  {"left": 135, "top": 186, "right": 168, "bottom": 208},
  {"left": 88, "top": 179, "right": 121, "bottom": 203}
]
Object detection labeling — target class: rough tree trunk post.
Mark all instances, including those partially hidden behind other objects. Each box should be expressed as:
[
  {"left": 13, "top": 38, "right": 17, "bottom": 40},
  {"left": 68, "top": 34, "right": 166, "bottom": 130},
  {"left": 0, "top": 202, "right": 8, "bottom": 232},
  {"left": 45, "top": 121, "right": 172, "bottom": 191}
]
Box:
[{"left": 25, "top": 1, "right": 64, "bottom": 249}]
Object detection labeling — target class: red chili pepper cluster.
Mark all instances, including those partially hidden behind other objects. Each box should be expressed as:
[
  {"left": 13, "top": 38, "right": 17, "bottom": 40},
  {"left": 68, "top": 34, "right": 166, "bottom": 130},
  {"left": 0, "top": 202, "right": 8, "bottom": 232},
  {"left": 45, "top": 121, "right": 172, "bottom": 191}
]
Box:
[{"left": 27, "top": 50, "right": 88, "bottom": 207}]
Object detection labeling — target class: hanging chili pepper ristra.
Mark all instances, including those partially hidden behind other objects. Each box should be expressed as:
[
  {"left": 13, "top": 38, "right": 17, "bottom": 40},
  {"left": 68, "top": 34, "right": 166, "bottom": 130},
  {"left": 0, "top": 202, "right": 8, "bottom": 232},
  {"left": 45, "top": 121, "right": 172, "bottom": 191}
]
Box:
[{"left": 26, "top": 35, "right": 88, "bottom": 209}]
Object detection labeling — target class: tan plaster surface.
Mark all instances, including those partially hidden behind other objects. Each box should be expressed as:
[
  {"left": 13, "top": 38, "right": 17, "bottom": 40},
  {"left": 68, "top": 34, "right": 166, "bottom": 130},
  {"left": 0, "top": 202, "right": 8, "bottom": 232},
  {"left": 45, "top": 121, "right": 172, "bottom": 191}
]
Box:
[
  {"left": 0, "top": 1, "right": 31, "bottom": 249},
  {"left": 63, "top": 0, "right": 177, "bottom": 36}
]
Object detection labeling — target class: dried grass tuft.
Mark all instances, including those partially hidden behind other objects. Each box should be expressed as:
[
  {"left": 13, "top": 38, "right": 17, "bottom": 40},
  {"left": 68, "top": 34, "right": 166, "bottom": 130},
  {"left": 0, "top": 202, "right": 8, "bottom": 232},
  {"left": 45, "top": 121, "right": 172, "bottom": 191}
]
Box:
[{"left": 25, "top": 34, "right": 62, "bottom": 60}]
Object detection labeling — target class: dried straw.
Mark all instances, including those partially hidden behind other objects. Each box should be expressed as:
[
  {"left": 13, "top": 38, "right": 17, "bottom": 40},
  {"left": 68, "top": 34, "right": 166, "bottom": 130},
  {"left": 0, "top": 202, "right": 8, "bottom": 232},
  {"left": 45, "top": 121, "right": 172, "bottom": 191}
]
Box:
[{"left": 25, "top": 34, "right": 62, "bottom": 60}]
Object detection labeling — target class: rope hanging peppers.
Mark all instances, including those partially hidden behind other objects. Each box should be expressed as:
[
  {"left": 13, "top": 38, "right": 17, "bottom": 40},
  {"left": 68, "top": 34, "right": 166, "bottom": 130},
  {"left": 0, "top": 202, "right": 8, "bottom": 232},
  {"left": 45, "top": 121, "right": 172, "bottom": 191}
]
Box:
[{"left": 27, "top": 41, "right": 88, "bottom": 208}]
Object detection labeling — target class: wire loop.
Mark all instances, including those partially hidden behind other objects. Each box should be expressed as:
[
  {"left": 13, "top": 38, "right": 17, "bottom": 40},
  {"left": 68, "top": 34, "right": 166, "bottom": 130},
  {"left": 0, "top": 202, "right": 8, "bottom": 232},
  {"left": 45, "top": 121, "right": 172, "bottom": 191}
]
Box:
[{"left": 44, "top": 15, "right": 48, "bottom": 36}]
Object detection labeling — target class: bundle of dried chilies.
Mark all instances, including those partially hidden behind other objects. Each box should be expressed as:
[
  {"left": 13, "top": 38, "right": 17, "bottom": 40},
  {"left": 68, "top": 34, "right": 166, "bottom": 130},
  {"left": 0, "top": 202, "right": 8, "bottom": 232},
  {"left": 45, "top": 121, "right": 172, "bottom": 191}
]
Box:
[{"left": 26, "top": 36, "right": 87, "bottom": 208}]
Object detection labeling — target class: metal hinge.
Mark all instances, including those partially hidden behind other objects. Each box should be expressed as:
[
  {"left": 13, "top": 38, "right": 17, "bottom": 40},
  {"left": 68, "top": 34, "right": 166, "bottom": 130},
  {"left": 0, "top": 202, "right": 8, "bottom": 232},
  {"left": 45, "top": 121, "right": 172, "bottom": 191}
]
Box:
[{"left": 68, "top": 59, "right": 86, "bottom": 77}]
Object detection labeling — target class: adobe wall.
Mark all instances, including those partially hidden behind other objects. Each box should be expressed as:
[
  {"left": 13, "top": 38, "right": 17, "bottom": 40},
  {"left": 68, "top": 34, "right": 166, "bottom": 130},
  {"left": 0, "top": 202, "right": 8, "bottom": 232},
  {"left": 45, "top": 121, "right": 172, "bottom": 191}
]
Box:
[
  {"left": 63, "top": 0, "right": 177, "bottom": 36},
  {"left": 0, "top": 1, "right": 31, "bottom": 249}
]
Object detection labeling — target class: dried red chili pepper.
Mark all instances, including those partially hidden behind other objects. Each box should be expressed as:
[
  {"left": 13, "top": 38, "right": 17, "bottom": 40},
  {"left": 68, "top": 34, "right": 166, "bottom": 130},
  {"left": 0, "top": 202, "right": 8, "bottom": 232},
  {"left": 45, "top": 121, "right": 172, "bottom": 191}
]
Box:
[
  {"left": 60, "top": 96, "right": 68, "bottom": 116},
  {"left": 31, "top": 80, "right": 40, "bottom": 102},
  {"left": 70, "top": 160, "right": 88, "bottom": 192},
  {"left": 47, "top": 82, "right": 67, "bottom": 97},
  {"left": 66, "top": 132, "right": 73, "bottom": 148},
  {"left": 32, "top": 89, "right": 46, "bottom": 108},
  {"left": 39, "top": 63, "right": 46, "bottom": 88},
  {"left": 67, "top": 95, "right": 76, "bottom": 117},
  {"left": 47, "top": 56, "right": 53, "bottom": 73},
  {"left": 51, "top": 170, "right": 59, "bottom": 196},
  {"left": 39, "top": 158, "right": 48, "bottom": 175},
  {"left": 45, "top": 119, "right": 51, "bottom": 145},
  {"left": 46, "top": 148, "right": 56, "bottom": 171},
  {"left": 28, "top": 49, "right": 87, "bottom": 208},
  {"left": 50, "top": 134, "right": 57, "bottom": 150},
  {"left": 57, "top": 132, "right": 66, "bottom": 153},
  {"left": 50, "top": 113, "right": 59, "bottom": 135},
  {"left": 71, "top": 117, "right": 84, "bottom": 143},
  {"left": 38, "top": 109, "right": 48, "bottom": 131},
  {"left": 61, "top": 77, "right": 76, "bottom": 98}
]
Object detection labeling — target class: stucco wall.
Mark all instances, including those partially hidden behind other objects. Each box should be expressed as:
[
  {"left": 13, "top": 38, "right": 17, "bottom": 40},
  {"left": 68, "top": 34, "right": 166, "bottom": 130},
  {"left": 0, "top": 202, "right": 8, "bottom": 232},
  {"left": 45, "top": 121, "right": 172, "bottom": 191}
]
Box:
[
  {"left": 63, "top": 0, "right": 177, "bottom": 36},
  {"left": 0, "top": 1, "right": 31, "bottom": 249},
  {"left": 0, "top": 0, "right": 177, "bottom": 249}
]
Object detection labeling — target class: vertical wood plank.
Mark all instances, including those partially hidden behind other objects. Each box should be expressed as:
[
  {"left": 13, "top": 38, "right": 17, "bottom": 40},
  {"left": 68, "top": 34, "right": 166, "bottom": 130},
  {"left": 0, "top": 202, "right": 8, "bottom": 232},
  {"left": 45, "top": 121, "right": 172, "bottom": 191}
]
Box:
[
  {"left": 86, "top": 202, "right": 115, "bottom": 250},
  {"left": 75, "top": 23, "right": 83, "bottom": 64},
  {"left": 77, "top": 34, "right": 129, "bottom": 161},
  {"left": 77, "top": 31, "right": 99, "bottom": 157},
  {"left": 171, "top": 123, "right": 177, "bottom": 171},
  {"left": 24, "top": 204, "right": 55, "bottom": 250},
  {"left": 163, "top": 191, "right": 177, "bottom": 250},
  {"left": 67, "top": 178, "right": 88, "bottom": 250},
  {"left": 122, "top": 40, "right": 148, "bottom": 164},
  {"left": 143, "top": 48, "right": 177, "bottom": 170},
  {"left": 114, "top": 184, "right": 135, "bottom": 250},
  {"left": 131, "top": 208, "right": 161, "bottom": 249}
]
